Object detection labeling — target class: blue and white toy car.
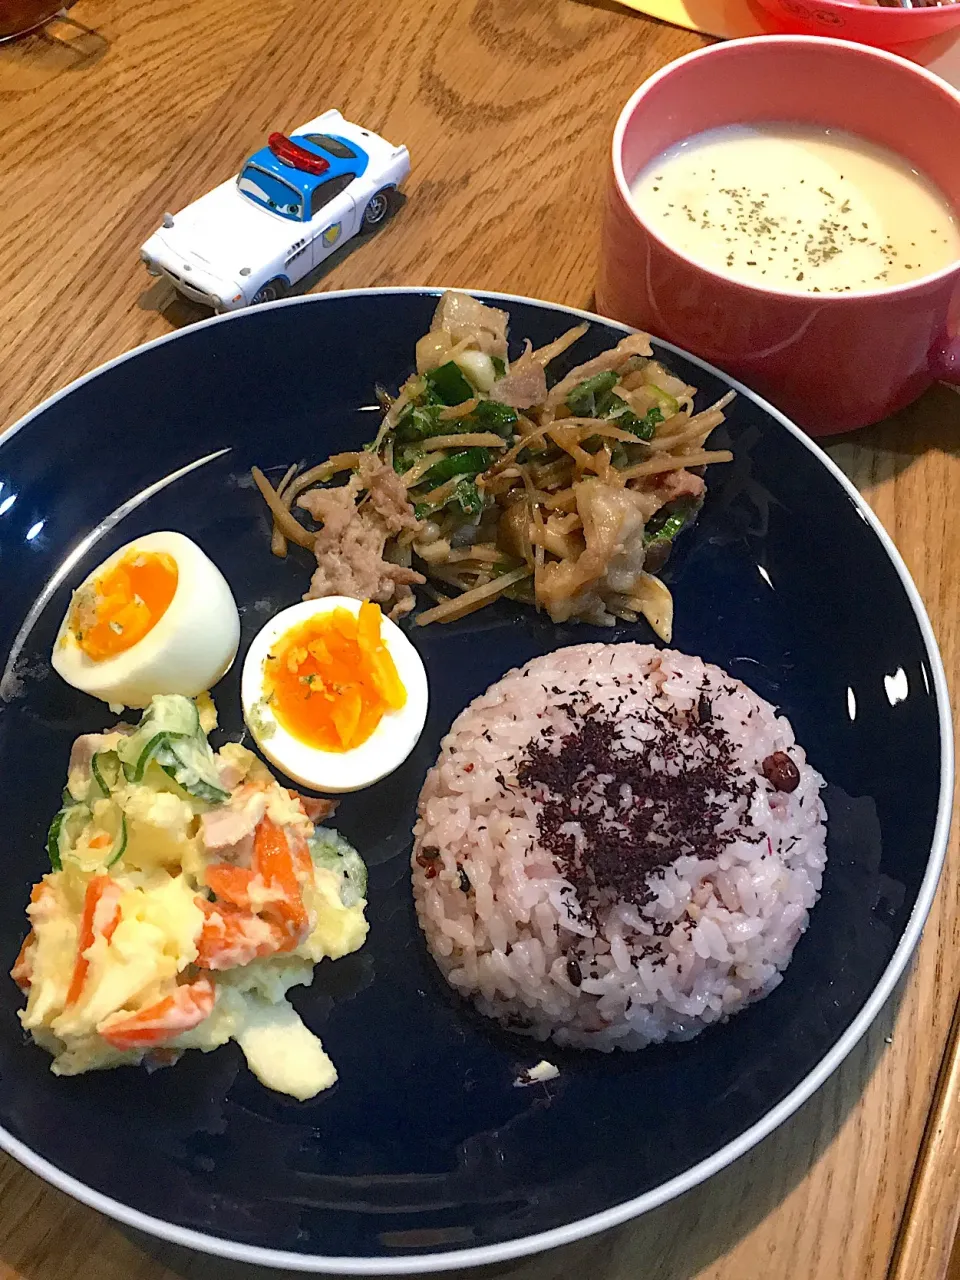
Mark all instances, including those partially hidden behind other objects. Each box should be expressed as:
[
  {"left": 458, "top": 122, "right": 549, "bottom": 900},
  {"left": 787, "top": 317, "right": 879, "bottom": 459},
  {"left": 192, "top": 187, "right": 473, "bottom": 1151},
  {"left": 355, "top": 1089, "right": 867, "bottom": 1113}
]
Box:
[{"left": 140, "top": 111, "right": 410, "bottom": 311}]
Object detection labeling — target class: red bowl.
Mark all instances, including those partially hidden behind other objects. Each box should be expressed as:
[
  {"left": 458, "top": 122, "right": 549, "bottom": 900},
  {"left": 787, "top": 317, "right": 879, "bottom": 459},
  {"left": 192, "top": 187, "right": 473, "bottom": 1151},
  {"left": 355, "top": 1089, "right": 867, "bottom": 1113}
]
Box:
[
  {"left": 596, "top": 36, "right": 960, "bottom": 435},
  {"left": 752, "top": 0, "right": 960, "bottom": 49}
]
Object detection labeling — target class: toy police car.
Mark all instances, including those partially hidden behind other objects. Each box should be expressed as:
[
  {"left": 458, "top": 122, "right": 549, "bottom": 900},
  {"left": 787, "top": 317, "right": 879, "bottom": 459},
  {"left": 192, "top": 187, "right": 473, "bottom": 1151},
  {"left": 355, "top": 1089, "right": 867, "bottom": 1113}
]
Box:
[{"left": 140, "top": 111, "right": 410, "bottom": 311}]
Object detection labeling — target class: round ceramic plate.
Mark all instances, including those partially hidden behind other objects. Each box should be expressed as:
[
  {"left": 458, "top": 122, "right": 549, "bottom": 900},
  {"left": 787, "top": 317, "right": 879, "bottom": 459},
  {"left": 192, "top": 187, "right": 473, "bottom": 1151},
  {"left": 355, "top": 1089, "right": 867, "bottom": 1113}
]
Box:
[{"left": 0, "top": 290, "right": 951, "bottom": 1272}]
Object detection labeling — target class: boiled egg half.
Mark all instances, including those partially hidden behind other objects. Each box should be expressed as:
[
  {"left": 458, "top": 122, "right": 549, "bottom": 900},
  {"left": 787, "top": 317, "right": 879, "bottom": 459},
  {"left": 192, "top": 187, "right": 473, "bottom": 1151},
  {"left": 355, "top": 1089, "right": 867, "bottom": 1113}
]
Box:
[
  {"left": 52, "top": 531, "right": 240, "bottom": 708},
  {"left": 241, "top": 597, "right": 428, "bottom": 793}
]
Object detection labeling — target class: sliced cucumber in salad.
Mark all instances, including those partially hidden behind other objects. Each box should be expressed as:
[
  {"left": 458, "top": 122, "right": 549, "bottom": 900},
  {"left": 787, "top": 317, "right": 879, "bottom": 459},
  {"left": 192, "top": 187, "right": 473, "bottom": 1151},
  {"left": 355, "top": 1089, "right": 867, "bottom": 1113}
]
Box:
[
  {"left": 155, "top": 738, "right": 230, "bottom": 806},
  {"left": 46, "top": 695, "right": 226, "bottom": 871},
  {"left": 46, "top": 803, "right": 91, "bottom": 872},
  {"left": 308, "top": 829, "right": 368, "bottom": 908},
  {"left": 91, "top": 749, "right": 123, "bottom": 798},
  {"left": 105, "top": 813, "right": 128, "bottom": 868},
  {"left": 116, "top": 695, "right": 201, "bottom": 780},
  {"left": 117, "top": 695, "right": 229, "bottom": 805},
  {"left": 47, "top": 803, "right": 128, "bottom": 872}
]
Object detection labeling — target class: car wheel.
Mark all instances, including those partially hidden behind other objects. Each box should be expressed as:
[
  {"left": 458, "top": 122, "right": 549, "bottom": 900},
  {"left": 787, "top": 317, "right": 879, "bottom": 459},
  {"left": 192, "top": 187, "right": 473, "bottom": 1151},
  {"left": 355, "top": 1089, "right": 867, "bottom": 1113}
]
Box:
[
  {"left": 252, "top": 278, "right": 287, "bottom": 305},
  {"left": 361, "top": 190, "right": 392, "bottom": 230}
]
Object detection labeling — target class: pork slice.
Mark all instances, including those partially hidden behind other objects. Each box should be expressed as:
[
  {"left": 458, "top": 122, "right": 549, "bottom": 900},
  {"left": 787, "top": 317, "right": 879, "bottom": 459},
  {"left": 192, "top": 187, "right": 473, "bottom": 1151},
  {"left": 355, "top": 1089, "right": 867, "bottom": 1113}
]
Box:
[
  {"left": 297, "top": 474, "right": 363, "bottom": 530},
  {"left": 388, "top": 585, "right": 418, "bottom": 620},
  {"left": 537, "top": 481, "right": 650, "bottom": 623},
  {"left": 306, "top": 517, "right": 424, "bottom": 605},
  {"left": 576, "top": 480, "right": 648, "bottom": 590},
  {"left": 430, "top": 292, "right": 509, "bottom": 359},
  {"left": 655, "top": 468, "right": 706, "bottom": 504},
  {"left": 201, "top": 790, "right": 267, "bottom": 863},
  {"left": 297, "top": 458, "right": 424, "bottom": 615},
  {"left": 489, "top": 364, "right": 547, "bottom": 409},
  {"left": 357, "top": 455, "right": 421, "bottom": 535},
  {"left": 215, "top": 753, "right": 248, "bottom": 793}
]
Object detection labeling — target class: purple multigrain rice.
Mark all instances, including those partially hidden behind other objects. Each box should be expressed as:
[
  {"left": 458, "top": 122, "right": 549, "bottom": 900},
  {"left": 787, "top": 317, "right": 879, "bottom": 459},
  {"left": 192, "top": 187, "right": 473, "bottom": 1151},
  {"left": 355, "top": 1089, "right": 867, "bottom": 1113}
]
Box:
[{"left": 412, "top": 644, "right": 827, "bottom": 1051}]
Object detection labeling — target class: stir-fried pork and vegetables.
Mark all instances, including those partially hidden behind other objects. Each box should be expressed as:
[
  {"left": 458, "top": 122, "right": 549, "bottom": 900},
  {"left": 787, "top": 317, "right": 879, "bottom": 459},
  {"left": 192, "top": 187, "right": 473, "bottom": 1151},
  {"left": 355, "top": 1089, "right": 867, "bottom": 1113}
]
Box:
[{"left": 252, "top": 293, "right": 733, "bottom": 640}]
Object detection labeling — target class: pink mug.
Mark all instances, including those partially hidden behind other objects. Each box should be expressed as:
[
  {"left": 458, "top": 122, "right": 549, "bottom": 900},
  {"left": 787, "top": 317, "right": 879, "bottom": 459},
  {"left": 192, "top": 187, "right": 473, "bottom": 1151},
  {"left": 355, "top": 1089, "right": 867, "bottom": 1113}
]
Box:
[{"left": 596, "top": 36, "right": 960, "bottom": 436}]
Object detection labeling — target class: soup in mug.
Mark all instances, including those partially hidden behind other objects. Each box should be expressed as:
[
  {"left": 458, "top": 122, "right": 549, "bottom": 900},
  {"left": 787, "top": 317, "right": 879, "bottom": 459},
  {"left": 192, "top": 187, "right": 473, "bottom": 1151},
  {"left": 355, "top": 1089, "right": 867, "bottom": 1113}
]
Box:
[{"left": 630, "top": 123, "right": 960, "bottom": 295}]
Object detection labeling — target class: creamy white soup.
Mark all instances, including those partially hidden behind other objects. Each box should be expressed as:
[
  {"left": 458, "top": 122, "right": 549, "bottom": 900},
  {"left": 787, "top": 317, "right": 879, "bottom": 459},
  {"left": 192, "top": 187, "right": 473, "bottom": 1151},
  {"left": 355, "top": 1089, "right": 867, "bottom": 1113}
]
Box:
[{"left": 630, "top": 123, "right": 960, "bottom": 294}]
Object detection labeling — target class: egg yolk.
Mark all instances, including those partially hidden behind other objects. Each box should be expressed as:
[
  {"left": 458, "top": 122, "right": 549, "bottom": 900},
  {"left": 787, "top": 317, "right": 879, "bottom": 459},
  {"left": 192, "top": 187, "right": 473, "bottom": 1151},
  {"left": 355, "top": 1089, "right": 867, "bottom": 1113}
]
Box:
[
  {"left": 264, "top": 602, "right": 406, "bottom": 753},
  {"left": 70, "top": 551, "right": 179, "bottom": 662}
]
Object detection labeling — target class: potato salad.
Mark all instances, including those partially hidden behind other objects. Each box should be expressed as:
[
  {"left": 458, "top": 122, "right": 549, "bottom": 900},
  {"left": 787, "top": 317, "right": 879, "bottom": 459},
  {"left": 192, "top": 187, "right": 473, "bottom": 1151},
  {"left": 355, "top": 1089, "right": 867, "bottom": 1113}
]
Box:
[{"left": 11, "top": 694, "right": 368, "bottom": 1100}]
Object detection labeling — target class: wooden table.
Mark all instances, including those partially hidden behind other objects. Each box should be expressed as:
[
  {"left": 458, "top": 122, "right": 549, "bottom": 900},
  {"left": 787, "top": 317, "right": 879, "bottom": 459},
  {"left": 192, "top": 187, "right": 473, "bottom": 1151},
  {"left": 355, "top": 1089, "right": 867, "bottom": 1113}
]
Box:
[{"left": 2, "top": 1, "right": 960, "bottom": 1277}]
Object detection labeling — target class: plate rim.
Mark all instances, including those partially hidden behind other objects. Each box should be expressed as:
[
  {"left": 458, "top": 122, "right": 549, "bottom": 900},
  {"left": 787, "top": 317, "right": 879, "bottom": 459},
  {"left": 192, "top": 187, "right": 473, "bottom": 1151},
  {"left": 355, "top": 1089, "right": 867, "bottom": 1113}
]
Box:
[{"left": 0, "top": 287, "right": 952, "bottom": 1273}]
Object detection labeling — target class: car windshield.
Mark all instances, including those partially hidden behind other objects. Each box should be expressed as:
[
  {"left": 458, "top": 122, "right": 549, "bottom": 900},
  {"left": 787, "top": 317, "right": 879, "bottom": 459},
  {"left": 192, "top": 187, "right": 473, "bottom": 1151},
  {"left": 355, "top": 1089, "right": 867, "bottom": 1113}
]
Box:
[{"left": 237, "top": 165, "right": 304, "bottom": 221}]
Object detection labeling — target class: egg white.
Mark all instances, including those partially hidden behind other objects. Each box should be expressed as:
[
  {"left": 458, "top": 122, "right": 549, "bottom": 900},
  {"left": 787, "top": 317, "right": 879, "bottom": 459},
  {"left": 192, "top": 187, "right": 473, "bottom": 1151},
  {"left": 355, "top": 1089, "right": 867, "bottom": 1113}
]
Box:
[
  {"left": 51, "top": 531, "right": 240, "bottom": 708},
  {"left": 241, "top": 597, "right": 429, "bottom": 794}
]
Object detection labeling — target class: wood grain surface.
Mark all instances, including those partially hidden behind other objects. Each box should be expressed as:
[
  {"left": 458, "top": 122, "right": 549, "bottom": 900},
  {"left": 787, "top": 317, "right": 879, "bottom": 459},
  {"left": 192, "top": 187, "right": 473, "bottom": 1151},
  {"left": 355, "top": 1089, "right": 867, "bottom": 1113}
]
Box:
[
  {"left": 1, "top": 1, "right": 959, "bottom": 1278},
  {"left": 890, "top": 995, "right": 960, "bottom": 1280}
]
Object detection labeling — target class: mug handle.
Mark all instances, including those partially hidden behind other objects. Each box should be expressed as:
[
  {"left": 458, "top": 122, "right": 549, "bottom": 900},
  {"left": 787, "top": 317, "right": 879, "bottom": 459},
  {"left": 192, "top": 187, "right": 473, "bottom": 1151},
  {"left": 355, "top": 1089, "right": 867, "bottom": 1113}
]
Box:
[{"left": 930, "top": 334, "right": 960, "bottom": 386}]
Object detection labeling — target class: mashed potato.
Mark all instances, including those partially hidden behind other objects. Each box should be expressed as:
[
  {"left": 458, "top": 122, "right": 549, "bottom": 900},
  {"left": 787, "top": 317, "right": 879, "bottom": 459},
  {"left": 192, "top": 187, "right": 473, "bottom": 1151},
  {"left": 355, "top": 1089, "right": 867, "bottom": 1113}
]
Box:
[{"left": 12, "top": 695, "right": 368, "bottom": 1100}]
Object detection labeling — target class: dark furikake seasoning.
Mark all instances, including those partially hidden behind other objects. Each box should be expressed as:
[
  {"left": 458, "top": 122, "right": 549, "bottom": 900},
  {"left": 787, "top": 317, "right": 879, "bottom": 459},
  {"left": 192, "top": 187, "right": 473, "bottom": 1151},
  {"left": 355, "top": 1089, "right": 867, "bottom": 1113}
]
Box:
[{"left": 516, "top": 695, "right": 759, "bottom": 920}]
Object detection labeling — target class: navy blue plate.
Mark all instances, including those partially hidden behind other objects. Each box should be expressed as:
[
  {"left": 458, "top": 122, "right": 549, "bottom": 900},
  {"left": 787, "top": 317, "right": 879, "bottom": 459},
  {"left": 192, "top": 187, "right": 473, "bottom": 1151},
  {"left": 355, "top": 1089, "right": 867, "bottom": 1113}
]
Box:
[{"left": 0, "top": 291, "right": 950, "bottom": 1273}]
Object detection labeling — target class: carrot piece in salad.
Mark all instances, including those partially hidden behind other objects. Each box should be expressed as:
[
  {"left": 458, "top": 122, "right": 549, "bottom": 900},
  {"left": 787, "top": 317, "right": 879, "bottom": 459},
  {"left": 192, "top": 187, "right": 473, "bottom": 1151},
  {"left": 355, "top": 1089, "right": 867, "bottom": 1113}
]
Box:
[
  {"left": 11, "top": 931, "right": 36, "bottom": 992},
  {"left": 98, "top": 976, "right": 215, "bottom": 1051},
  {"left": 194, "top": 897, "right": 285, "bottom": 970},
  {"left": 65, "top": 876, "right": 123, "bottom": 1008},
  {"left": 204, "top": 863, "right": 258, "bottom": 910},
  {"left": 253, "top": 816, "right": 309, "bottom": 951}
]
